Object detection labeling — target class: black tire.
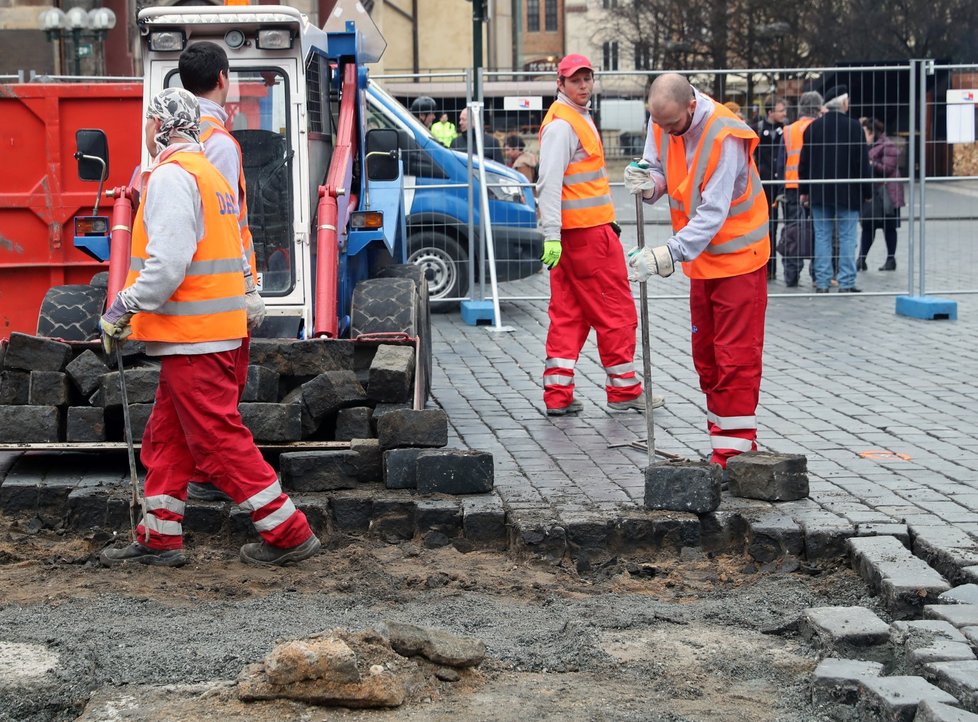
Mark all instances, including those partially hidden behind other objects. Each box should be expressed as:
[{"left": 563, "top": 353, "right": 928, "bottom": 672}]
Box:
[
  {"left": 36, "top": 284, "right": 107, "bottom": 341},
  {"left": 378, "top": 265, "right": 432, "bottom": 402},
  {"left": 407, "top": 230, "right": 468, "bottom": 312},
  {"left": 90, "top": 271, "right": 109, "bottom": 289},
  {"left": 351, "top": 277, "right": 418, "bottom": 336}
]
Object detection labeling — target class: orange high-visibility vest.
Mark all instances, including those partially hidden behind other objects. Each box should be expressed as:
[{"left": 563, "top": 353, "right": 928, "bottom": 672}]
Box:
[
  {"left": 200, "top": 115, "right": 257, "bottom": 279},
  {"left": 126, "top": 150, "right": 247, "bottom": 343},
  {"left": 783, "top": 116, "right": 815, "bottom": 190},
  {"left": 539, "top": 102, "right": 615, "bottom": 229},
  {"left": 654, "top": 100, "right": 770, "bottom": 280}
]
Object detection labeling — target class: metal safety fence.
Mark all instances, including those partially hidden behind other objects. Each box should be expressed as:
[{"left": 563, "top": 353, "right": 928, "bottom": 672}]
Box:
[{"left": 374, "top": 60, "right": 978, "bottom": 314}]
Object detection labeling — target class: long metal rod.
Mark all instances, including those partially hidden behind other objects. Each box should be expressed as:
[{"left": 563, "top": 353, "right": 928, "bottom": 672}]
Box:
[
  {"left": 115, "top": 344, "right": 143, "bottom": 542},
  {"left": 906, "top": 61, "right": 917, "bottom": 297},
  {"left": 918, "top": 59, "right": 930, "bottom": 297},
  {"left": 634, "top": 193, "right": 655, "bottom": 466}
]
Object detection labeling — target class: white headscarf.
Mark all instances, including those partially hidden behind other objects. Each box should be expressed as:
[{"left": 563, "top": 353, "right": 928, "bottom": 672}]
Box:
[{"left": 147, "top": 87, "right": 200, "bottom": 154}]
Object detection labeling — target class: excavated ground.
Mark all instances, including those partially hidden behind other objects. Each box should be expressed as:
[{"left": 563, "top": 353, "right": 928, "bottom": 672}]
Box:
[{"left": 0, "top": 515, "right": 884, "bottom": 722}]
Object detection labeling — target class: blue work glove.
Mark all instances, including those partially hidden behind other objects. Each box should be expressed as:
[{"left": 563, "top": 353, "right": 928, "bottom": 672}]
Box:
[
  {"left": 626, "top": 245, "right": 675, "bottom": 282},
  {"left": 99, "top": 295, "right": 133, "bottom": 354},
  {"left": 540, "top": 240, "right": 562, "bottom": 270},
  {"left": 623, "top": 160, "right": 655, "bottom": 195}
]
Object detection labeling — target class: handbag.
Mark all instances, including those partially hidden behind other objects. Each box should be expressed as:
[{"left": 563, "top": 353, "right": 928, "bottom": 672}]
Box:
[
  {"left": 776, "top": 215, "right": 814, "bottom": 260},
  {"left": 876, "top": 183, "right": 895, "bottom": 216}
]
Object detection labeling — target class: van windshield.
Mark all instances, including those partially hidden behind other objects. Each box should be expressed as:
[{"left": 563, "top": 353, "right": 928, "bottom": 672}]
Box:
[
  {"left": 368, "top": 81, "right": 435, "bottom": 140},
  {"left": 167, "top": 68, "right": 295, "bottom": 295}
]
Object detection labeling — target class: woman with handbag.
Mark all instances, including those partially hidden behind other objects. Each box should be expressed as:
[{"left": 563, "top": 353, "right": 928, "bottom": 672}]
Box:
[{"left": 857, "top": 118, "right": 904, "bottom": 271}]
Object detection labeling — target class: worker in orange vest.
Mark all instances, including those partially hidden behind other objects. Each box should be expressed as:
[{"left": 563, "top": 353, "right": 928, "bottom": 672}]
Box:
[
  {"left": 537, "top": 53, "right": 664, "bottom": 416},
  {"left": 99, "top": 88, "right": 320, "bottom": 567},
  {"left": 178, "top": 41, "right": 263, "bottom": 502},
  {"left": 778, "top": 90, "right": 824, "bottom": 287},
  {"left": 624, "top": 73, "right": 769, "bottom": 468}
]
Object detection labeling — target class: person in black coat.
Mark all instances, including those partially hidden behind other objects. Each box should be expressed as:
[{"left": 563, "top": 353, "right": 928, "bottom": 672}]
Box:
[
  {"left": 798, "top": 85, "right": 871, "bottom": 293},
  {"left": 451, "top": 107, "right": 504, "bottom": 164},
  {"left": 754, "top": 98, "right": 786, "bottom": 280}
]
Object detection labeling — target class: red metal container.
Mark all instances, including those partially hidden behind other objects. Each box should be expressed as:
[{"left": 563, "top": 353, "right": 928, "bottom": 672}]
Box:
[{"left": 0, "top": 82, "right": 142, "bottom": 339}]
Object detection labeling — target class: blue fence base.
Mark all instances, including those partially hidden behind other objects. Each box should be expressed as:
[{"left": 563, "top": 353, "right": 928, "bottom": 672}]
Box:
[
  {"left": 460, "top": 300, "right": 496, "bottom": 326},
  {"left": 895, "top": 295, "right": 958, "bottom": 321}
]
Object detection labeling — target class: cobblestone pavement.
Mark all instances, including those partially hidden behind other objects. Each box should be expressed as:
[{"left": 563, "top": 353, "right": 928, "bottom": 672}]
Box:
[{"left": 433, "top": 262, "right": 978, "bottom": 549}]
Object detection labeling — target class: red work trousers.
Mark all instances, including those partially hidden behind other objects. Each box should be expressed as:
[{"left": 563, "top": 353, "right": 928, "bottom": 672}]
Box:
[
  {"left": 137, "top": 343, "right": 313, "bottom": 551},
  {"left": 689, "top": 264, "right": 767, "bottom": 468},
  {"left": 544, "top": 224, "right": 642, "bottom": 409}
]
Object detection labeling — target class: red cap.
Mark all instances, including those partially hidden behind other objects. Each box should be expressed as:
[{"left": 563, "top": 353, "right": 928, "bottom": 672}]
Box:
[{"left": 557, "top": 54, "right": 593, "bottom": 78}]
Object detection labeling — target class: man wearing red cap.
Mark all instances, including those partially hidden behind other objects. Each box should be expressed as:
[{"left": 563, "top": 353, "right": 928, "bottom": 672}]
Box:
[{"left": 537, "top": 54, "right": 663, "bottom": 417}]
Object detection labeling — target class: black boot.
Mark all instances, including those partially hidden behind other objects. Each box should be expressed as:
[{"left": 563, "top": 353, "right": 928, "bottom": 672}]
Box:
[
  {"left": 879, "top": 257, "right": 896, "bottom": 271},
  {"left": 857, "top": 257, "right": 868, "bottom": 272}
]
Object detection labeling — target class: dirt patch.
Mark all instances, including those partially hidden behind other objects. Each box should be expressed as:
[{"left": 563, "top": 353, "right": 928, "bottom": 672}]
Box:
[{"left": 0, "top": 516, "right": 882, "bottom": 722}]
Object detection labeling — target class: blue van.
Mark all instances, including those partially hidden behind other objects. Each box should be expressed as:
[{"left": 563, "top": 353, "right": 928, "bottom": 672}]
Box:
[{"left": 366, "top": 82, "right": 543, "bottom": 303}]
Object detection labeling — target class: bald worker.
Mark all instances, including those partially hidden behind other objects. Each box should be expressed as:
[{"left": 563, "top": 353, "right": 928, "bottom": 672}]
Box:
[{"left": 623, "top": 73, "right": 769, "bottom": 469}]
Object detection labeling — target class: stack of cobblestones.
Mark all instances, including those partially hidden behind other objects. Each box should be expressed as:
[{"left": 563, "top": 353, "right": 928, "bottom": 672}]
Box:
[
  {"left": 804, "top": 541, "right": 978, "bottom": 721},
  {"left": 0, "top": 332, "right": 504, "bottom": 548}
]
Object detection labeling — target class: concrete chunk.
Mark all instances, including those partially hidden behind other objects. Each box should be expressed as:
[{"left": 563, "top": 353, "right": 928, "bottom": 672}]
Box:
[
  {"left": 367, "top": 344, "right": 415, "bottom": 403},
  {"left": 811, "top": 658, "right": 885, "bottom": 706},
  {"left": 280, "top": 450, "right": 360, "bottom": 491},
  {"left": 29, "top": 371, "right": 70, "bottom": 407},
  {"left": 66, "top": 407, "right": 106, "bottom": 442},
  {"left": 416, "top": 450, "right": 494, "bottom": 495},
  {"left": 926, "top": 606, "right": 978, "bottom": 630},
  {"left": 239, "top": 402, "right": 302, "bottom": 442},
  {"left": 65, "top": 349, "right": 109, "bottom": 397},
  {"left": 644, "top": 460, "right": 721, "bottom": 514},
  {"left": 0, "top": 369, "right": 30, "bottom": 405},
  {"left": 99, "top": 368, "right": 160, "bottom": 407},
  {"left": 941, "top": 586, "right": 978, "bottom": 606},
  {"left": 350, "top": 438, "right": 382, "bottom": 482},
  {"left": 914, "top": 700, "right": 978, "bottom": 722},
  {"left": 335, "top": 407, "right": 373, "bottom": 441},
  {"left": 726, "top": 451, "right": 808, "bottom": 501},
  {"left": 383, "top": 448, "right": 424, "bottom": 489},
  {"left": 850, "top": 536, "right": 951, "bottom": 619},
  {"left": 858, "top": 676, "right": 960, "bottom": 722},
  {"left": 923, "top": 660, "right": 978, "bottom": 712},
  {"left": 241, "top": 365, "right": 279, "bottom": 402},
  {"left": 0, "top": 406, "right": 61, "bottom": 443},
  {"left": 4, "top": 332, "right": 71, "bottom": 372},
  {"left": 800, "top": 606, "right": 891, "bottom": 660},
  {"left": 376, "top": 408, "right": 448, "bottom": 450}
]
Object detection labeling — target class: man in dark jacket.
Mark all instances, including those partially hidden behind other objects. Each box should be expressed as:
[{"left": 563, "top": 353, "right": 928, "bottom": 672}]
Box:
[
  {"left": 754, "top": 98, "right": 786, "bottom": 279},
  {"left": 799, "top": 85, "right": 871, "bottom": 293}
]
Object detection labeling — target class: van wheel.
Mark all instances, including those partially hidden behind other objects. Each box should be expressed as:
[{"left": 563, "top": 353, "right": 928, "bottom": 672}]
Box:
[
  {"left": 407, "top": 231, "right": 468, "bottom": 312},
  {"left": 36, "top": 285, "right": 107, "bottom": 341}
]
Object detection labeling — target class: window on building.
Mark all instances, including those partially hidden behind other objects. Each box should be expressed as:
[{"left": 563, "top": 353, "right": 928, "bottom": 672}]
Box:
[
  {"left": 634, "top": 42, "right": 651, "bottom": 70},
  {"left": 527, "top": 0, "right": 540, "bottom": 32},
  {"left": 544, "top": 0, "right": 557, "bottom": 31},
  {"left": 602, "top": 41, "right": 619, "bottom": 71},
  {"left": 602, "top": 0, "right": 617, "bottom": 8}
]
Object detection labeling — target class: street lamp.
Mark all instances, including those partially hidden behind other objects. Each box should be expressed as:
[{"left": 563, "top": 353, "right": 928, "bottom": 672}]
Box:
[{"left": 38, "top": 6, "right": 116, "bottom": 78}]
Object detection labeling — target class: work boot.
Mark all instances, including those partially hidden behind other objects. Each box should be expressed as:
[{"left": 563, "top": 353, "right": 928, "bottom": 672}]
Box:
[
  {"left": 240, "top": 534, "right": 322, "bottom": 567},
  {"left": 100, "top": 542, "right": 188, "bottom": 568},
  {"left": 187, "top": 482, "right": 232, "bottom": 502},
  {"left": 608, "top": 394, "right": 665, "bottom": 412},
  {"left": 545, "top": 399, "right": 583, "bottom": 416}
]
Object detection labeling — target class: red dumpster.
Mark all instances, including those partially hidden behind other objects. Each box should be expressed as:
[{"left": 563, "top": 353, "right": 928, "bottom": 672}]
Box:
[{"left": 0, "top": 82, "right": 142, "bottom": 339}]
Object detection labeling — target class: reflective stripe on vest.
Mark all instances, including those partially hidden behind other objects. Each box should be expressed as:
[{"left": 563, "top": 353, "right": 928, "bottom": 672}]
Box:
[
  {"left": 126, "top": 150, "right": 248, "bottom": 343},
  {"left": 653, "top": 101, "right": 770, "bottom": 280},
  {"left": 783, "top": 116, "right": 814, "bottom": 190},
  {"left": 539, "top": 103, "right": 615, "bottom": 229},
  {"left": 200, "top": 116, "right": 257, "bottom": 279}
]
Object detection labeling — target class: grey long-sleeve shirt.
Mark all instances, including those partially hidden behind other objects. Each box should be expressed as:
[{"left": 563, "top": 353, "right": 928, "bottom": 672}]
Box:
[
  {"left": 640, "top": 88, "right": 751, "bottom": 262},
  {"left": 117, "top": 143, "right": 242, "bottom": 357},
  {"left": 537, "top": 92, "right": 601, "bottom": 242}
]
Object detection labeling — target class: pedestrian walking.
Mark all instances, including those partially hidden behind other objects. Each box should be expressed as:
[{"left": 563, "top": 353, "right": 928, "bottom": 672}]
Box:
[
  {"left": 538, "top": 53, "right": 663, "bottom": 416},
  {"left": 798, "top": 85, "right": 871, "bottom": 293},
  {"left": 99, "top": 88, "right": 321, "bottom": 568},
  {"left": 178, "top": 40, "right": 265, "bottom": 503},
  {"left": 624, "top": 73, "right": 769, "bottom": 468}
]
